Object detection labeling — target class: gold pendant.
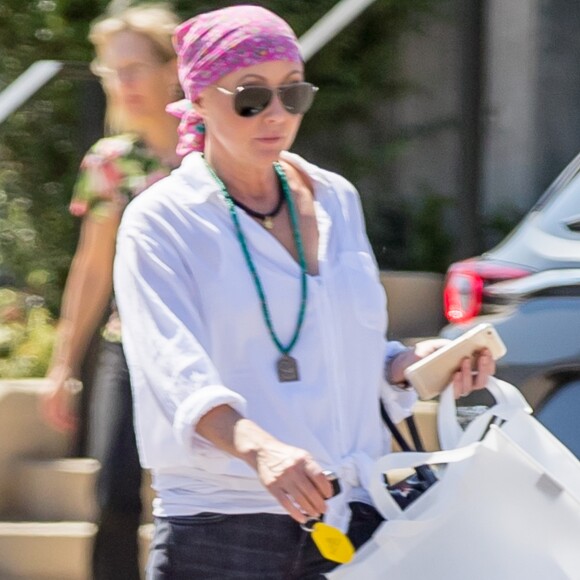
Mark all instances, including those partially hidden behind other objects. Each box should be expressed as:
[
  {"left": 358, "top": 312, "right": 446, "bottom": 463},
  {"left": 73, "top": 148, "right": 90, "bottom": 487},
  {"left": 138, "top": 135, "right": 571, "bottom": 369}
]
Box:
[{"left": 263, "top": 216, "right": 274, "bottom": 229}]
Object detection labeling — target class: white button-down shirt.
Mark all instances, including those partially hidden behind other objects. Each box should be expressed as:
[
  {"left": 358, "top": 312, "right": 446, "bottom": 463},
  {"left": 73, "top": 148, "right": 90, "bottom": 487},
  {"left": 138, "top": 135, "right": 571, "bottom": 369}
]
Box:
[{"left": 114, "top": 151, "right": 415, "bottom": 527}]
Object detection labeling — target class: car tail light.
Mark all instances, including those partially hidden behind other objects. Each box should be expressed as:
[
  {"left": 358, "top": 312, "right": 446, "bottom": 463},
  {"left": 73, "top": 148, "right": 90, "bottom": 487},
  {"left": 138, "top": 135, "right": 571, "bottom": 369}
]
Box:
[{"left": 443, "top": 259, "right": 531, "bottom": 323}]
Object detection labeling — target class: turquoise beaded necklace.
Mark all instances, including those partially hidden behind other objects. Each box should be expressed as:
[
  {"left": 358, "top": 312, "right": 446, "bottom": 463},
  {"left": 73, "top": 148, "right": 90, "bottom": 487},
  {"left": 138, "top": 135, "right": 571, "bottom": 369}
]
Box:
[{"left": 204, "top": 157, "right": 308, "bottom": 382}]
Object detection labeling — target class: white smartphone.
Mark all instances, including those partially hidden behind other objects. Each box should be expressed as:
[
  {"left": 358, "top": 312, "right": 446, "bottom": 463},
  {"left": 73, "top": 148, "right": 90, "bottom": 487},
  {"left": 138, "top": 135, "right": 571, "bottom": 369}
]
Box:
[{"left": 403, "top": 323, "right": 507, "bottom": 400}]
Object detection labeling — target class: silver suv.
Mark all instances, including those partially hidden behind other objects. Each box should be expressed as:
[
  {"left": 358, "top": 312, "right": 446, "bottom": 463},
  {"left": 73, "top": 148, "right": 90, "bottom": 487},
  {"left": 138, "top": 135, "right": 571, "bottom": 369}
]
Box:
[{"left": 440, "top": 152, "right": 580, "bottom": 457}]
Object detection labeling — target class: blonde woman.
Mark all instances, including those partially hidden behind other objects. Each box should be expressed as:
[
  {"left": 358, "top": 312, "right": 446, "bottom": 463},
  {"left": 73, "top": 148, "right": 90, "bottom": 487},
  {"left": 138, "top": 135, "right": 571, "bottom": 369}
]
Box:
[{"left": 42, "top": 5, "right": 181, "bottom": 579}]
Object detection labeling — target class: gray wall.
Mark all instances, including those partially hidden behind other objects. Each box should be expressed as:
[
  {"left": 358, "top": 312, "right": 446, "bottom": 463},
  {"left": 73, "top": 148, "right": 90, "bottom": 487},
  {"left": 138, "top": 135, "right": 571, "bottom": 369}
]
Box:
[
  {"left": 389, "top": 0, "right": 580, "bottom": 256},
  {"left": 481, "top": 0, "right": 540, "bottom": 213},
  {"left": 535, "top": 0, "right": 580, "bottom": 194},
  {"left": 390, "top": 2, "right": 463, "bottom": 209}
]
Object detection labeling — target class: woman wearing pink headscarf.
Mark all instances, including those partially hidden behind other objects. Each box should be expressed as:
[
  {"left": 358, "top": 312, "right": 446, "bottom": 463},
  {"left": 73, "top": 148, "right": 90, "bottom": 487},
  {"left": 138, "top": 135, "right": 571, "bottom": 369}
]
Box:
[{"left": 114, "top": 5, "right": 494, "bottom": 578}]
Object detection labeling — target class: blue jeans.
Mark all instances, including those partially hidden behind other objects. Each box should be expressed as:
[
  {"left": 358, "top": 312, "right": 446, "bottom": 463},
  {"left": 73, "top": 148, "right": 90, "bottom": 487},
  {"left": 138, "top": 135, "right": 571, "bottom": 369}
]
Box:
[
  {"left": 88, "top": 340, "right": 142, "bottom": 580},
  {"left": 147, "top": 502, "right": 383, "bottom": 579}
]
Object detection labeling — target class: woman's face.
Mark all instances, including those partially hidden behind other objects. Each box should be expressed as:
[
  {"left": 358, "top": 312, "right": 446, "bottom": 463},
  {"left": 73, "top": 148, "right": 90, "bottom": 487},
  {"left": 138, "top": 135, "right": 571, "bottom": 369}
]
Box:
[
  {"left": 197, "top": 60, "right": 306, "bottom": 165},
  {"left": 99, "top": 30, "right": 177, "bottom": 126}
]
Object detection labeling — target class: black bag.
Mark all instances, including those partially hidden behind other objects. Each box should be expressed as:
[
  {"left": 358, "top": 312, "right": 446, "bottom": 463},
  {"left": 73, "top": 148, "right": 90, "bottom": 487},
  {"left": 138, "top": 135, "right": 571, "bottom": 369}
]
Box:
[{"left": 379, "top": 401, "right": 438, "bottom": 510}]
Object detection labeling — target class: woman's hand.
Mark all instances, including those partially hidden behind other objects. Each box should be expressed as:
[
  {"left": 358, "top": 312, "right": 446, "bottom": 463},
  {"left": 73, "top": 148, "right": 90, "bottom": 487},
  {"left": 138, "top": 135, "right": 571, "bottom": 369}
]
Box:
[
  {"left": 390, "top": 338, "right": 496, "bottom": 399},
  {"left": 253, "top": 439, "right": 332, "bottom": 523},
  {"left": 450, "top": 347, "right": 495, "bottom": 399},
  {"left": 196, "top": 405, "right": 332, "bottom": 523},
  {"left": 41, "top": 367, "right": 81, "bottom": 433}
]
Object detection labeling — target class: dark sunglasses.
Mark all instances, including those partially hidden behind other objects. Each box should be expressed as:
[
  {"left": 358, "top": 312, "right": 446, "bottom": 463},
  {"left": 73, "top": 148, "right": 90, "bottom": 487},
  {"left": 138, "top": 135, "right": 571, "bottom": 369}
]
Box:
[{"left": 215, "top": 82, "right": 318, "bottom": 117}]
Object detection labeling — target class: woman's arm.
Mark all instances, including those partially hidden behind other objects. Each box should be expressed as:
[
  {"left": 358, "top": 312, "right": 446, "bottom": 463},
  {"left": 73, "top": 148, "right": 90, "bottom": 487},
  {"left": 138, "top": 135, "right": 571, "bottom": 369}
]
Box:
[
  {"left": 196, "top": 404, "right": 332, "bottom": 523},
  {"left": 42, "top": 211, "right": 121, "bottom": 432}
]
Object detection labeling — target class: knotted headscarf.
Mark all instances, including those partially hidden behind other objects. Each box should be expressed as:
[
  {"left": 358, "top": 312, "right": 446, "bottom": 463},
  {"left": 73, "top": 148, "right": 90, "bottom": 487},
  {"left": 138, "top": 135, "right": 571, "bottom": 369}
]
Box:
[{"left": 167, "top": 5, "right": 303, "bottom": 156}]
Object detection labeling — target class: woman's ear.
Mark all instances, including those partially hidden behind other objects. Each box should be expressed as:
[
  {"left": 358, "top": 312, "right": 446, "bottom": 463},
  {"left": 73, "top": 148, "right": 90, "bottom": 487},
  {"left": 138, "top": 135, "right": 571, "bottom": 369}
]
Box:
[{"left": 193, "top": 95, "right": 206, "bottom": 116}]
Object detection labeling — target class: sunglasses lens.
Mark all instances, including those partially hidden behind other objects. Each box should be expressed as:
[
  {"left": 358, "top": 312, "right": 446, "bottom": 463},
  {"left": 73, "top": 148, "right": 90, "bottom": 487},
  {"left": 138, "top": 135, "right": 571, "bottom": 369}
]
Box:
[
  {"left": 231, "top": 83, "right": 318, "bottom": 117},
  {"left": 235, "top": 87, "right": 272, "bottom": 117},
  {"left": 280, "top": 83, "right": 317, "bottom": 115}
]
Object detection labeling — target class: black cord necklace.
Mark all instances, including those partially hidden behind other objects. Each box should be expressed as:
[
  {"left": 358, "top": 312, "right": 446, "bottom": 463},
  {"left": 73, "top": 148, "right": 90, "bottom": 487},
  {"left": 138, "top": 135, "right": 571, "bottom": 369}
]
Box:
[{"left": 229, "top": 180, "right": 286, "bottom": 229}]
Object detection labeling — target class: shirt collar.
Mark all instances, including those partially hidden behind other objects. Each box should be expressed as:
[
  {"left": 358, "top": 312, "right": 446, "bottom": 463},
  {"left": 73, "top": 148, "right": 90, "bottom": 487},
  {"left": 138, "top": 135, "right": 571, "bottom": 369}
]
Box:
[
  {"left": 174, "top": 150, "right": 334, "bottom": 205},
  {"left": 174, "top": 152, "right": 221, "bottom": 204}
]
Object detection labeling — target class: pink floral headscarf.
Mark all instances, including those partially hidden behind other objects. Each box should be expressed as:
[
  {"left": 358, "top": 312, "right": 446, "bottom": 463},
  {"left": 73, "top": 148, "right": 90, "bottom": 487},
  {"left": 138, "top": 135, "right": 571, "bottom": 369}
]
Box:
[{"left": 166, "top": 5, "right": 303, "bottom": 156}]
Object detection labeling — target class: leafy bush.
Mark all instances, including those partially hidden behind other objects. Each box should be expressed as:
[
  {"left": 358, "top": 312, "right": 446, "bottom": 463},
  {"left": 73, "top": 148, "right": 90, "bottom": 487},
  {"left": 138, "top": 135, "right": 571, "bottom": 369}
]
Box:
[
  {"left": 0, "top": 0, "right": 440, "bottom": 377},
  {"left": 0, "top": 0, "right": 108, "bottom": 314},
  {"left": 0, "top": 288, "right": 56, "bottom": 378}
]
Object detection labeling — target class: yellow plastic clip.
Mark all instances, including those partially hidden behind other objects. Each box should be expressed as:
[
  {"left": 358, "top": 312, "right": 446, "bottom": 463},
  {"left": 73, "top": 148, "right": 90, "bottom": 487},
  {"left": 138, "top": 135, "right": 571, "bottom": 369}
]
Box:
[{"left": 310, "top": 521, "right": 355, "bottom": 564}]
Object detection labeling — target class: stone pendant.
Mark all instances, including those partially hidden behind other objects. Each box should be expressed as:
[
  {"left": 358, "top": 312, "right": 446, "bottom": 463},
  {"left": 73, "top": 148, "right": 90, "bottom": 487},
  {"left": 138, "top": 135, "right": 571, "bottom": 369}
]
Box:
[{"left": 277, "top": 354, "right": 300, "bottom": 382}]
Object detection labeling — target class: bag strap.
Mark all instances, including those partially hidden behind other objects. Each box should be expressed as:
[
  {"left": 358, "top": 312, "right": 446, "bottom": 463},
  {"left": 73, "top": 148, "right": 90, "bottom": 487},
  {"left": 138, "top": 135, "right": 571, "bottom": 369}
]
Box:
[
  {"left": 406, "top": 414, "right": 426, "bottom": 452},
  {"left": 438, "top": 377, "right": 532, "bottom": 450},
  {"left": 380, "top": 401, "right": 437, "bottom": 485},
  {"left": 370, "top": 442, "right": 480, "bottom": 520},
  {"left": 380, "top": 400, "right": 426, "bottom": 452}
]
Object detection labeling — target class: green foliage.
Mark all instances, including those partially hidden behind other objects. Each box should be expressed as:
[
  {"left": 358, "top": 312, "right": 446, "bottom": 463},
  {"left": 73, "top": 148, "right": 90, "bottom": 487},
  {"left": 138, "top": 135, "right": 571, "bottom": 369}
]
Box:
[
  {"left": 407, "top": 189, "right": 453, "bottom": 273},
  {"left": 0, "top": 0, "right": 110, "bottom": 312},
  {"left": 0, "top": 0, "right": 442, "bottom": 379},
  {"left": 368, "top": 192, "right": 523, "bottom": 275},
  {"left": 366, "top": 188, "right": 454, "bottom": 273},
  {"left": 0, "top": 288, "right": 56, "bottom": 377}
]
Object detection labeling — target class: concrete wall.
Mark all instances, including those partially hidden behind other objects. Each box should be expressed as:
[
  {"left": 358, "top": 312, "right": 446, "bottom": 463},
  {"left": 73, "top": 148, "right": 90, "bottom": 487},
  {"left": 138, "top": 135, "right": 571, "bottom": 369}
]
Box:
[
  {"left": 481, "top": 0, "right": 540, "bottom": 213},
  {"left": 388, "top": 0, "right": 580, "bottom": 247},
  {"left": 390, "top": 2, "right": 464, "bottom": 206},
  {"left": 534, "top": 0, "right": 580, "bottom": 194},
  {"left": 381, "top": 271, "right": 445, "bottom": 341}
]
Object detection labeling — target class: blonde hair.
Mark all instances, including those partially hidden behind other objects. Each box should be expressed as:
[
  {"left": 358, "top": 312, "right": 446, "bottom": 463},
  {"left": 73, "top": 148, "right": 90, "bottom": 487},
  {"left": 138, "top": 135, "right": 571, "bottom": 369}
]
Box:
[{"left": 89, "top": 3, "right": 179, "bottom": 133}]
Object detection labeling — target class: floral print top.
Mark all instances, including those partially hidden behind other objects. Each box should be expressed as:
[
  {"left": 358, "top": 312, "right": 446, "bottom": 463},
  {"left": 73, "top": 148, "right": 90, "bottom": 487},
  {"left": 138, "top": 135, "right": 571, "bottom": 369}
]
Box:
[{"left": 70, "top": 134, "right": 176, "bottom": 343}]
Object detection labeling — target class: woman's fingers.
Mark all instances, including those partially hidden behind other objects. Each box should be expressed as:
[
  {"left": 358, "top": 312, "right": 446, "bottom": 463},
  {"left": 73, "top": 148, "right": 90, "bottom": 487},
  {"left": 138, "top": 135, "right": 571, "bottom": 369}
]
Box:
[
  {"left": 474, "top": 349, "right": 495, "bottom": 390},
  {"left": 270, "top": 488, "right": 310, "bottom": 524},
  {"left": 452, "top": 356, "right": 472, "bottom": 399},
  {"left": 278, "top": 466, "right": 330, "bottom": 518},
  {"left": 283, "top": 479, "right": 324, "bottom": 519},
  {"left": 452, "top": 348, "right": 496, "bottom": 399},
  {"left": 258, "top": 448, "right": 333, "bottom": 522},
  {"left": 41, "top": 388, "right": 77, "bottom": 433},
  {"left": 304, "top": 459, "right": 333, "bottom": 501},
  {"left": 291, "top": 463, "right": 332, "bottom": 516}
]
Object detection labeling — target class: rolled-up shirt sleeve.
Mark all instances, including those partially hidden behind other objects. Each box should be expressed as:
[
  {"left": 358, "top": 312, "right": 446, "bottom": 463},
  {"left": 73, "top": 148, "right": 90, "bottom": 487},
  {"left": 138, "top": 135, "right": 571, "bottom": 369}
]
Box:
[
  {"left": 113, "top": 214, "right": 247, "bottom": 455},
  {"left": 381, "top": 340, "right": 418, "bottom": 423}
]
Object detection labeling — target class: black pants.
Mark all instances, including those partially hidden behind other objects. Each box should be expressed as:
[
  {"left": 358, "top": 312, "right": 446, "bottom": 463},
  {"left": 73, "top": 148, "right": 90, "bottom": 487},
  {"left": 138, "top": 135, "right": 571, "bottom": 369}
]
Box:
[
  {"left": 88, "top": 340, "right": 142, "bottom": 580},
  {"left": 147, "top": 502, "right": 384, "bottom": 579}
]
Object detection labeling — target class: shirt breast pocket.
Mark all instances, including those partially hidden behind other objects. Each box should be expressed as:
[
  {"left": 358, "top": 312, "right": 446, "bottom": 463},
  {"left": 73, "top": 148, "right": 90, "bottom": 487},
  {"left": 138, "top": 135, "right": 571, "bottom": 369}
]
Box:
[{"left": 340, "top": 251, "right": 387, "bottom": 332}]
